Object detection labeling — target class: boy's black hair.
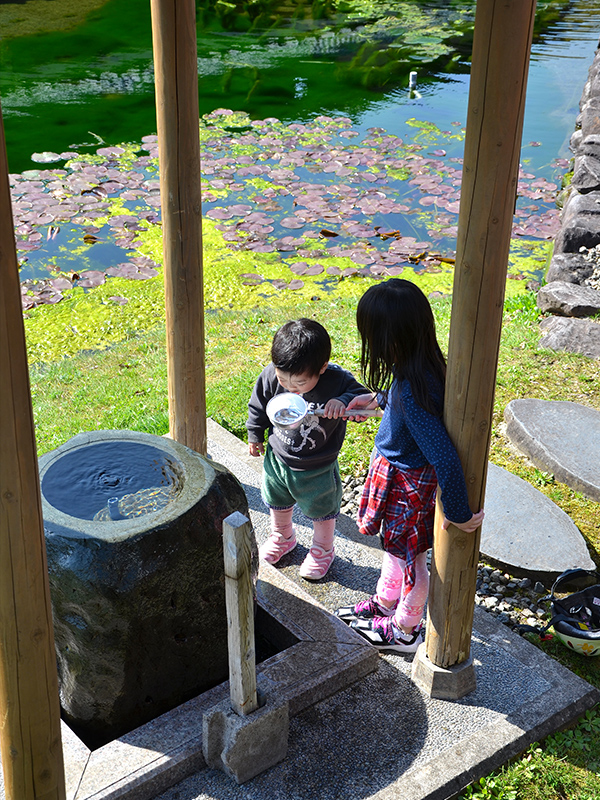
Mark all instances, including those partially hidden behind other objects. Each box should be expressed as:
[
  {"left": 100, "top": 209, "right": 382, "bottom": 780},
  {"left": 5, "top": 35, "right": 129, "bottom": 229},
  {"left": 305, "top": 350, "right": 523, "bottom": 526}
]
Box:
[
  {"left": 356, "top": 278, "right": 446, "bottom": 415},
  {"left": 271, "top": 318, "right": 331, "bottom": 376}
]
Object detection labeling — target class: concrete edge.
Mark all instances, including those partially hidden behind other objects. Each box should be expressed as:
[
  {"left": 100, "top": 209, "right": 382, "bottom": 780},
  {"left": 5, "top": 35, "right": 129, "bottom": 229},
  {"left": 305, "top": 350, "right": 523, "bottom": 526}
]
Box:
[
  {"left": 207, "top": 418, "right": 263, "bottom": 476},
  {"left": 376, "top": 606, "right": 600, "bottom": 800},
  {"left": 65, "top": 545, "right": 378, "bottom": 799}
]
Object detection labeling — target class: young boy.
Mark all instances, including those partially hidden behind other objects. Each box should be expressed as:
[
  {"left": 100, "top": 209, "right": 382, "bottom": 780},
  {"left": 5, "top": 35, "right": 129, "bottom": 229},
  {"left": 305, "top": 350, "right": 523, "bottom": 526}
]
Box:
[{"left": 247, "top": 318, "right": 366, "bottom": 580}]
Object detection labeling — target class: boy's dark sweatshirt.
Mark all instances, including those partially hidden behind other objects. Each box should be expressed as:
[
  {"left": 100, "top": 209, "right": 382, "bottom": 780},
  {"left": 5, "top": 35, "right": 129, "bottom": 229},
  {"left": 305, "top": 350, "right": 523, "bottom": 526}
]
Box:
[{"left": 247, "top": 363, "right": 366, "bottom": 471}]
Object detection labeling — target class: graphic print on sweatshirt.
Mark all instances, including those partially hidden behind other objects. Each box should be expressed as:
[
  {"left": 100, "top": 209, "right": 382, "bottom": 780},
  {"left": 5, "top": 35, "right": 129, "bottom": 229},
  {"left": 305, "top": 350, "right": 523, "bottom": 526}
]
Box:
[{"left": 274, "top": 403, "right": 327, "bottom": 453}]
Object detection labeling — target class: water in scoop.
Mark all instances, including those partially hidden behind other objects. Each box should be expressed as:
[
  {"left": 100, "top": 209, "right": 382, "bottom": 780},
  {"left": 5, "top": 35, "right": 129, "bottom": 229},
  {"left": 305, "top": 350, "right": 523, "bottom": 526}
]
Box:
[{"left": 273, "top": 408, "right": 303, "bottom": 424}]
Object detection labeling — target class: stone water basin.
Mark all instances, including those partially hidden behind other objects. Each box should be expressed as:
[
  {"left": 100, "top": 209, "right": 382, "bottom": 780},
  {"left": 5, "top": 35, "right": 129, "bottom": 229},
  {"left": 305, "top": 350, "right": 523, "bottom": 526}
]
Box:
[{"left": 39, "top": 429, "right": 253, "bottom": 747}]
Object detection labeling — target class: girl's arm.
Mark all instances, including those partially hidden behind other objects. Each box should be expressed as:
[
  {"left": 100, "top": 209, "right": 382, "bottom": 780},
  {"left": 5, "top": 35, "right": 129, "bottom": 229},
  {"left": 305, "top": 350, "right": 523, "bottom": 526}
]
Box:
[
  {"left": 442, "top": 508, "right": 485, "bottom": 532},
  {"left": 401, "top": 384, "right": 480, "bottom": 525},
  {"left": 344, "top": 393, "right": 380, "bottom": 421}
]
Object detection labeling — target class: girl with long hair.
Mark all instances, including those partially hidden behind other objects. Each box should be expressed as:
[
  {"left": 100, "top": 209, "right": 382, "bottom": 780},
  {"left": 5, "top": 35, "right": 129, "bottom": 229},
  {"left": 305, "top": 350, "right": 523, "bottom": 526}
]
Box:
[{"left": 336, "top": 279, "right": 484, "bottom": 652}]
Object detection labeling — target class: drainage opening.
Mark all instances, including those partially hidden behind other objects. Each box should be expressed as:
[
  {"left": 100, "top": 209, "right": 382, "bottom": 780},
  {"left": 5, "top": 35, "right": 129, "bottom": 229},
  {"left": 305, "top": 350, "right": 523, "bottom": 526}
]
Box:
[{"left": 64, "top": 603, "right": 299, "bottom": 750}]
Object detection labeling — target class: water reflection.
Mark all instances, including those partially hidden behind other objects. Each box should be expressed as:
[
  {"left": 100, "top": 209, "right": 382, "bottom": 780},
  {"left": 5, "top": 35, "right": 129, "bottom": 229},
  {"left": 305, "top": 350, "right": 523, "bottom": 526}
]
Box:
[
  {"left": 0, "top": 0, "right": 598, "bottom": 174},
  {"left": 41, "top": 441, "right": 183, "bottom": 520}
]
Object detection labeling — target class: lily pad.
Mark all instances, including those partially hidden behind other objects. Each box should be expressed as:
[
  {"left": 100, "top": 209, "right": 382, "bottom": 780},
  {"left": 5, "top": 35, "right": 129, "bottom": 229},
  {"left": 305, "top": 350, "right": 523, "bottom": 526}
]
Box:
[
  {"left": 240, "top": 273, "right": 265, "bottom": 285},
  {"left": 31, "top": 152, "right": 62, "bottom": 164},
  {"left": 77, "top": 271, "right": 106, "bottom": 288}
]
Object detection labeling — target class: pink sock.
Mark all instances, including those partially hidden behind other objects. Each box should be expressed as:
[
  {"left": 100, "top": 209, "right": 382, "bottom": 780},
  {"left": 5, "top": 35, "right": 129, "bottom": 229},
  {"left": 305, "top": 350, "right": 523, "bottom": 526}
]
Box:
[
  {"left": 270, "top": 507, "right": 294, "bottom": 539},
  {"left": 394, "top": 552, "right": 429, "bottom": 629},
  {"left": 312, "top": 518, "right": 335, "bottom": 551},
  {"left": 375, "top": 552, "right": 404, "bottom": 608}
]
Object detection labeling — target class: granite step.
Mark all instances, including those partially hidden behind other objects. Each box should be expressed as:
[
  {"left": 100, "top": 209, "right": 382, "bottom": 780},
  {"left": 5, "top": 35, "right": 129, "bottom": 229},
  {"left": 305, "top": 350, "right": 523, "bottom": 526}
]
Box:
[
  {"left": 481, "top": 462, "right": 595, "bottom": 580},
  {"left": 505, "top": 398, "right": 600, "bottom": 501}
]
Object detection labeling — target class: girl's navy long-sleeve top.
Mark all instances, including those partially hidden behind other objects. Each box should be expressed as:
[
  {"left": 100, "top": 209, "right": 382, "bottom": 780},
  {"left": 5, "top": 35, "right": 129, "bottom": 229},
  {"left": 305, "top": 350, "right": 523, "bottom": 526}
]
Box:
[{"left": 374, "top": 377, "right": 472, "bottom": 524}]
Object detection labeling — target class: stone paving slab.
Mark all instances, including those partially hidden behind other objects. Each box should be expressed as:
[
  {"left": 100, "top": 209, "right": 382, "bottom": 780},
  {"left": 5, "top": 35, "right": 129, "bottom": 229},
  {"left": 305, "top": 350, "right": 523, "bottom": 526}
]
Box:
[
  {"left": 144, "top": 420, "right": 596, "bottom": 800},
  {"left": 151, "top": 608, "right": 598, "bottom": 800},
  {"left": 481, "top": 462, "right": 595, "bottom": 577},
  {"left": 505, "top": 398, "right": 600, "bottom": 500},
  {"left": 2, "top": 420, "right": 598, "bottom": 800}
]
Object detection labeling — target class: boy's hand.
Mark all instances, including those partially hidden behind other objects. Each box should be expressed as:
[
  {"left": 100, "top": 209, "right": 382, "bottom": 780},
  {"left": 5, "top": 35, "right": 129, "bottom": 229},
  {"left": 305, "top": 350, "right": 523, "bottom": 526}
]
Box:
[
  {"left": 249, "top": 442, "right": 265, "bottom": 457},
  {"left": 441, "top": 509, "right": 485, "bottom": 532},
  {"left": 323, "top": 398, "right": 346, "bottom": 418},
  {"left": 345, "top": 393, "right": 379, "bottom": 421}
]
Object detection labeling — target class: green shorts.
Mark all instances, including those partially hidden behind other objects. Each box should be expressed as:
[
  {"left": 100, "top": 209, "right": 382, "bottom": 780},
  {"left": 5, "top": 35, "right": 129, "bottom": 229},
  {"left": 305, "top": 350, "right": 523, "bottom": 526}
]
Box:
[{"left": 262, "top": 446, "right": 342, "bottom": 521}]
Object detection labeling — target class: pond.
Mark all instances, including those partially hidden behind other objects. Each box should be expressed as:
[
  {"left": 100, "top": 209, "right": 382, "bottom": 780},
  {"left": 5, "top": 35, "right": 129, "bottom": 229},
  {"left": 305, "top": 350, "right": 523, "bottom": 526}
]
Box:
[
  {"left": 1, "top": 0, "right": 599, "bottom": 355},
  {"left": 1, "top": 0, "right": 598, "bottom": 172}
]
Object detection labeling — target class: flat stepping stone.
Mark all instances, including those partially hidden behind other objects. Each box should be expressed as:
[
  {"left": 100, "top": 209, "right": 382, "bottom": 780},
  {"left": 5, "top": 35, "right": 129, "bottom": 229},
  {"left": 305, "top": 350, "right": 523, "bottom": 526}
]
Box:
[
  {"left": 481, "top": 462, "right": 595, "bottom": 575},
  {"left": 538, "top": 315, "right": 600, "bottom": 359},
  {"left": 505, "top": 398, "right": 600, "bottom": 500}
]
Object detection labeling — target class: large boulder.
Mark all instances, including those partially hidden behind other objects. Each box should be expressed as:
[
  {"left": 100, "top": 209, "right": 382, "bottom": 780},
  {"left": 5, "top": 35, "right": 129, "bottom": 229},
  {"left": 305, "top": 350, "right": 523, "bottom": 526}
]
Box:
[
  {"left": 571, "top": 134, "right": 600, "bottom": 194},
  {"left": 553, "top": 191, "right": 600, "bottom": 254},
  {"left": 40, "top": 430, "right": 254, "bottom": 747},
  {"left": 545, "top": 252, "right": 594, "bottom": 285},
  {"left": 536, "top": 280, "right": 600, "bottom": 317},
  {"left": 580, "top": 97, "right": 600, "bottom": 140},
  {"left": 538, "top": 315, "right": 600, "bottom": 359}
]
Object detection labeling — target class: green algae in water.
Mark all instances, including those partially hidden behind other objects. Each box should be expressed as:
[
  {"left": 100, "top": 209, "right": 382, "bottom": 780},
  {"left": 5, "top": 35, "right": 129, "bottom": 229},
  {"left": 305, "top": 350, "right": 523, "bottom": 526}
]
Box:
[
  {"left": 16, "top": 113, "right": 560, "bottom": 363},
  {"left": 22, "top": 213, "right": 531, "bottom": 365}
]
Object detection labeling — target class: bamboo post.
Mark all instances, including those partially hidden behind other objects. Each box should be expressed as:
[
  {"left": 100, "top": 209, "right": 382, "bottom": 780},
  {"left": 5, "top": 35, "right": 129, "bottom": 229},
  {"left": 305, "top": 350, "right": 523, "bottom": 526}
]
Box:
[
  {"left": 150, "top": 0, "right": 207, "bottom": 455},
  {"left": 0, "top": 99, "right": 66, "bottom": 800},
  {"left": 222, "top": 512, "right": 259, "bottom": 716},
  {"left": 424, "top": 0, "right": 537, "bottom": 673}
]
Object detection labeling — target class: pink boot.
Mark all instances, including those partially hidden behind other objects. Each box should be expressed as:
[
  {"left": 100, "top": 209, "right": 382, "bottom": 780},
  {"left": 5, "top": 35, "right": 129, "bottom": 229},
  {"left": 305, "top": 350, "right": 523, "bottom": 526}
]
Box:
[
  {"left": 259, "top": 507, "right": 297, "bottom": 565},
  {"left": 299, "top": 518, "right": 336, "bottom": 580}
]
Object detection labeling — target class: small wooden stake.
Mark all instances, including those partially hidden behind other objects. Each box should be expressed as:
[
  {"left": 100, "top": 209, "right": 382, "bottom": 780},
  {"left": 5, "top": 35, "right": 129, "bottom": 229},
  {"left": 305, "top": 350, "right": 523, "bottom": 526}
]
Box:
[
  {"left": 150, "top": 0, "right": 207, "bottom": 455},
  {"left": 0, "top": 99, "right": 66, "bottom": 799},
  {"left": 222, "top": 513, "right": 259, "bottom": 716},
  {"left": 425, "top": 0, "right": 537, "bottom": 671}
]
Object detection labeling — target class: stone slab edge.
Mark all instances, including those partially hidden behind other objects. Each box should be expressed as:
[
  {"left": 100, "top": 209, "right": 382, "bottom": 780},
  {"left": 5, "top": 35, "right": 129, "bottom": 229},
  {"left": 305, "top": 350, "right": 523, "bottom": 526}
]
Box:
[
  {"left": 64, "top": 544, "right": 377, "bottom": 799},
  {"left": 207, "top": 418, "right": 263, "bottom": 476},
  {"left": 373, "top": 606, "right": 600, "bottom": 800},
  {"left": 504, "top": 403, "right": 600, "bottom": 501}
]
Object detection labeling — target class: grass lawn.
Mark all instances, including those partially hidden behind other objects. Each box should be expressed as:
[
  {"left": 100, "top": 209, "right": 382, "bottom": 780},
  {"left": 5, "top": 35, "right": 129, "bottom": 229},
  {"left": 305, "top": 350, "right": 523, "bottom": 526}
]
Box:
[{"left": 27, "top": 281, "right": 600, "bottom": 798}]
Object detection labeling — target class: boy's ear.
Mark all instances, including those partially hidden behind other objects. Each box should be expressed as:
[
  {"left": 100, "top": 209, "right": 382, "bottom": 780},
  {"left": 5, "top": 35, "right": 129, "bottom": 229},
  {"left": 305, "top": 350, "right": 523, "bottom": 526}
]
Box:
[{"left": 319, "top": 361, "right": 329, "bottom": 375}]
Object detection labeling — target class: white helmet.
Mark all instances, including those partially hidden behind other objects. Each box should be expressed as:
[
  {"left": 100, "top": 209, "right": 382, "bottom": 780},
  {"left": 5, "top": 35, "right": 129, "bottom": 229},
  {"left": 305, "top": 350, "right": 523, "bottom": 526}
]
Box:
[{"left": 547, "top": 569, "right": 600, "bottom": 658}]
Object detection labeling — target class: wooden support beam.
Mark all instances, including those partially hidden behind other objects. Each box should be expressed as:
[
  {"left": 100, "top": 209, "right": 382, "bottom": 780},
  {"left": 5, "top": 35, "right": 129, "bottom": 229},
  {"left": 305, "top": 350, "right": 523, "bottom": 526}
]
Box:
[
  {"left": 150, "top": 0, "right": 207, "bottom": 455},
  {"left": 222, "top": 513, "right": 259, "bottom": 717},
  {"left": 0, "top": 100, "right": 66, "bottom": 800},
  {"left": 426, "top": 0, "right": 537, "bottom": 670}
]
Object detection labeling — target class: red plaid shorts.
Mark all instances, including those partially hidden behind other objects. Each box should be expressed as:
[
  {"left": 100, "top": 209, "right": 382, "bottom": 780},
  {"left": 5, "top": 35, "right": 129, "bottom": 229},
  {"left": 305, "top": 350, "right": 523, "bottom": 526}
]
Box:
[{"left": 358, "top": 453, "right": 437, "bottom": 594}]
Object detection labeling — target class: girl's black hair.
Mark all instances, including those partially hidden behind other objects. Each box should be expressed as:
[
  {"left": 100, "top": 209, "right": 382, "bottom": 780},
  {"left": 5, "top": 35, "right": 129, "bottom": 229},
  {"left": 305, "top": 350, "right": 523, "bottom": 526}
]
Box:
[
  {"left": 271, "top": 318, "right": 331, "bottom": 376},
  {"left": 356, "top": 279, "right": 446, "bottom": 415}
]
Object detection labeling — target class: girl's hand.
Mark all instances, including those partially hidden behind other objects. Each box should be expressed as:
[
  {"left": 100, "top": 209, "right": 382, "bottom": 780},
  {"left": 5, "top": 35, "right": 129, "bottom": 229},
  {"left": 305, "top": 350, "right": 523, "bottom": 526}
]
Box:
[
  {"left": 323, "top": 398, "right": 346, "bottom": 418},
  {"left": 345, "top": 393, "right": 379, "bottom": 421},
  {"left": 442, "top": 509, "right": 485, "bottom": 532},
  {"left": 249, "top": 442, "right": 265, "bottom": 457}
]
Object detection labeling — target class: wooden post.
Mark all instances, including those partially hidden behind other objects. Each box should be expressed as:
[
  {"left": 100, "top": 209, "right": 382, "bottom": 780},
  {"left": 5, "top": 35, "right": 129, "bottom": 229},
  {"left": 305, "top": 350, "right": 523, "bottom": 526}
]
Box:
[
  {"left": 150, "top": 0, "right": 207, "bottom": 455},
  {"left": 222, "top": 513, "right": 259, "bottom": 716},
  {"left": 425, "top": 0, "right": 537, "bottom": 670},
  {"left": 0, "top": 100, "right": 66, "bottom": 800}
]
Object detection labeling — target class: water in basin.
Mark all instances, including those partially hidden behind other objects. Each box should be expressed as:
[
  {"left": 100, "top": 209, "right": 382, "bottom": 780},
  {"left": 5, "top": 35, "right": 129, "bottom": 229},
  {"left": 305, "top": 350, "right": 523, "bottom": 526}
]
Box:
[{"left": 41, "top": 441, "right": 183, "bottom": 521}]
